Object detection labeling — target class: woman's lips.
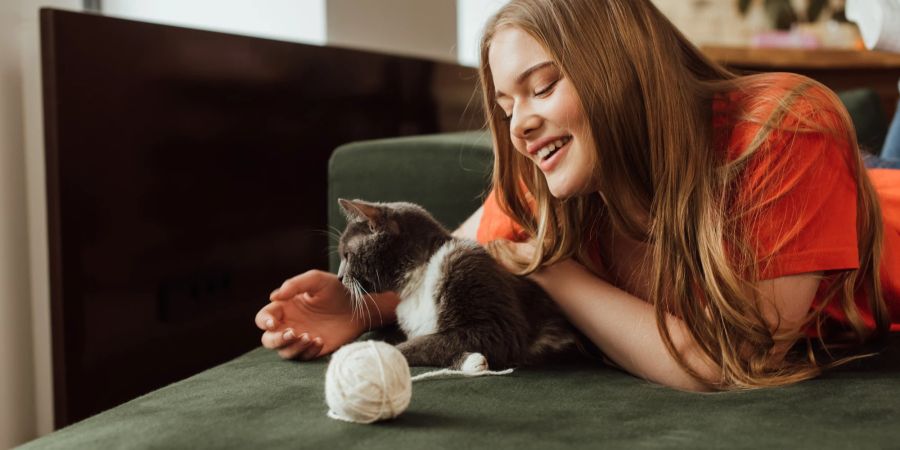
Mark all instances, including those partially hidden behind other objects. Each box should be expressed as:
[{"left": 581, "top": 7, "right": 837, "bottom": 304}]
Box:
[{"left": 538, "top": 138, "right": 571, "bottom": 172}]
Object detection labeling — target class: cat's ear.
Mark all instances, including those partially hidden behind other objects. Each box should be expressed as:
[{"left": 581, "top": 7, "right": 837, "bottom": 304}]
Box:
[
  {"left": 338, "top": 199, "right": 398, "bottom": 233},
  {"left": 338, "top": 198, "right": 380, "bottom": 222},
  {"left": 338, "top": 198, "right": 400, "bottom": 234}
]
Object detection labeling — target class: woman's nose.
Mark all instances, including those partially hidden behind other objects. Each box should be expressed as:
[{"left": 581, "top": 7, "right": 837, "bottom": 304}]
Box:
[{"left": 510, "top": 108, "right": 542, "bottom": 140}]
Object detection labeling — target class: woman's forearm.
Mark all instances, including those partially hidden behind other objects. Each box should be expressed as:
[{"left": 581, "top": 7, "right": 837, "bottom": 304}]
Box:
[
  {"left": 530, "top": 260, "right": 718, "bottom": 392},
  {"left": 363, "top": 291, "right": 400, "bottom": 330}
]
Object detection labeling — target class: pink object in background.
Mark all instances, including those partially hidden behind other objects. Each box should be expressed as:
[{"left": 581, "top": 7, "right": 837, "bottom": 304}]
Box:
[{"left": 751, "top": 30, "right": 821, "bottom": 49}]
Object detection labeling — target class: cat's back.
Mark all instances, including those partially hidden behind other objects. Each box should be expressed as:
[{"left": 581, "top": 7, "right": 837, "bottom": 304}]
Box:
[
  {"left": 438, "top": 237, "right": 540, "bottom": 306},
  {"left": 442, "top": 238, "right": 515, "bottom": 282}
]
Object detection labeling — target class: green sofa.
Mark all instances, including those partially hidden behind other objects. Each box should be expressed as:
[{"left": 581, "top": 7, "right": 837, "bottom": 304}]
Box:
[{"left": 20, "top": 94, "right": 900, "bottom": 449}]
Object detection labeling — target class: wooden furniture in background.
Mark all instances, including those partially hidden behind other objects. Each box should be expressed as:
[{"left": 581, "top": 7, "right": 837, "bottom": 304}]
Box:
[{"left": 702, "top": 46, "right": 900, "bottom": 119}]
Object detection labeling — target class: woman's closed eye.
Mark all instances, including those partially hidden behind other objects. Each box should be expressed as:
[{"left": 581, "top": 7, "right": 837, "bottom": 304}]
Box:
[
  {"left": 499, "top": 78, "right": 561, "bottom": 122},
  {"left": 534, "top": 78, "right": 559, "bottom": 97}
]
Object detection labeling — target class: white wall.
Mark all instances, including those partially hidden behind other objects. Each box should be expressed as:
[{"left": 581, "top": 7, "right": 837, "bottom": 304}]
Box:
[
  {"left": 457, "top": 0, "right": 507, "bottom": 67},
  {"left": 102, "top": 0, "right": 326, "bottom": 45},
  {"left": 0, "top": 0, "right": 81, "bottom": 447},
  {"left": 327, "top": 0, "right": 457, "bottom": 62}
]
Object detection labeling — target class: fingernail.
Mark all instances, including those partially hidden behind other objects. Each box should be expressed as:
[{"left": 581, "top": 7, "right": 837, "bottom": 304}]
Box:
[
  {"left": 283, "top": 329, "right": 294, "bottom": 340},
  {"left": 270, "top": 289, "right": 279, "bottom": 298},
  {"left": 266, "top": 319, "right": 274, "bottom": 329},
  {"left": 300, "top": 333, "right": 309, "bottom": 343}
]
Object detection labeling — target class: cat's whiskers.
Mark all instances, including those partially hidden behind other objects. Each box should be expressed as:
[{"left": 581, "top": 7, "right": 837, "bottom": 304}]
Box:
[
  {"left": 353, "top": 279, "right": 373, "bottom": 329},
  {"left": 328, "top": 225, "right": 344, "bottom": 238},
  {"left": 315, "top": 227, "right": 344, "bottom": 257},
  {"left": 349, "top": 278, "right": 364, "bottom": 324},
  {"left": 368, "top": 271, "right": 385, "bottom": 326},
  {"left": 344, "top": 277, "right": 358, "bottom": 321},
  {"left": 355, "top": 280, "right": 383, "bottom": 330}
]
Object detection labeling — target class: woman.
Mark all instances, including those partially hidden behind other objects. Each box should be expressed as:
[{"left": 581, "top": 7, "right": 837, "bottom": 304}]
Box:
[{"left": 255, "top": 0, "right": 900, "bottom": 391}]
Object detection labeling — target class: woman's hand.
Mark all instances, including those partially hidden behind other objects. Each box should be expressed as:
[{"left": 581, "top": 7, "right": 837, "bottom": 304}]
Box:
[{"left": 254, "top": 270, "right": 364, "bottom": 360}]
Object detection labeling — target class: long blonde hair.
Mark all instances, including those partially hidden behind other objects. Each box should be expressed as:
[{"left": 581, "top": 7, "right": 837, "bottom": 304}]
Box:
[{"left": 478, "top": 0, "right": 889, "bottom": 389}]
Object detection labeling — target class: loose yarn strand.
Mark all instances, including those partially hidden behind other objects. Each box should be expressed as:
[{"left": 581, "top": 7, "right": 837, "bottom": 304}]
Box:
[{"left": 410, "top": 367, "right": 515, "bottom": 382}]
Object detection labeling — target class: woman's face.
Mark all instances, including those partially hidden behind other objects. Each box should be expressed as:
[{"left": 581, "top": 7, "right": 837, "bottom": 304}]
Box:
[{"left": 489, "top": 26, "right": 597, "bottom": 199}]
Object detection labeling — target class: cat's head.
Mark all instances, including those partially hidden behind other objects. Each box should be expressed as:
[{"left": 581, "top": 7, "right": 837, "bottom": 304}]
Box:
[{"left": 336, "top": 198, "right": 449, "bottom": 295}]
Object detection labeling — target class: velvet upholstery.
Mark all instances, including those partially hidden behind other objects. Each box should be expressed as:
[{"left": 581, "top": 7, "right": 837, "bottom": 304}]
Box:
[{"left": 18, "top": 336, "right": 900, "bottom": 449}]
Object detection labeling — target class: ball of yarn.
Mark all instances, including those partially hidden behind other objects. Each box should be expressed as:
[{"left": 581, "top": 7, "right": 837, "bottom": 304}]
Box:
[{"left": 324, "top": 340, "right": 412, "bottom": 423}]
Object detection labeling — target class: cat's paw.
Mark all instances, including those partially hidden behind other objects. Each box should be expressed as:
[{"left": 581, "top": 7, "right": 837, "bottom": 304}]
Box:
[{"left": 460, "top": 352, "right": 489, "bottom": 373}]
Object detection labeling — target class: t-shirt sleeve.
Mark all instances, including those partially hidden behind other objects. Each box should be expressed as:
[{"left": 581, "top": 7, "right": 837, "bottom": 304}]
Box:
[
  {"left": 476, "top": 188, "right": 530, "bottom": 244},
  {"left": 734, "top": 120, "right": 860, "bottom": 280}
]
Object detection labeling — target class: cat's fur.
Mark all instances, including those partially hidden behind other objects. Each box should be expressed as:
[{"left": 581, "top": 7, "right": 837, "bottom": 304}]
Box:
[{"left": 336, "top": 198, "right": 581, "bottom": 370}]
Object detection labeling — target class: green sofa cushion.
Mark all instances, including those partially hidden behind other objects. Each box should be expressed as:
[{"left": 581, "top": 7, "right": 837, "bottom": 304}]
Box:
[
  {"left": 837, "top": 88, "right": 888, "bottom": 154},
  {"left": 19, "top": 333, "right": 900, "bottom": 449}
]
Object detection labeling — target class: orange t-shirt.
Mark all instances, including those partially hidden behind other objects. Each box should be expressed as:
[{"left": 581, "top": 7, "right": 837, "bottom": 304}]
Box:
[{"left": 476, "top": 73, "right": 900, "bottom": 333}]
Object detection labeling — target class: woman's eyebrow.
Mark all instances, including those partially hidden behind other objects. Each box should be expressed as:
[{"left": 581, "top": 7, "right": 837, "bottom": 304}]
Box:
[{"left": 495, "top": 61, "right": 555, "bottom": 99}]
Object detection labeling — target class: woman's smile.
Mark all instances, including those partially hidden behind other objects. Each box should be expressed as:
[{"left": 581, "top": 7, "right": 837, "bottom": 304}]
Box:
[{"left": 536, "top": 135, "right": 572, "bottom": 172}]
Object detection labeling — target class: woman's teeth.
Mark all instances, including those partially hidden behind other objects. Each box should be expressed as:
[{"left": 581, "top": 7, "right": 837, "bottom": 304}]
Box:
[{"left": 537, "top": 136, "right": 571, "bottom": 161}]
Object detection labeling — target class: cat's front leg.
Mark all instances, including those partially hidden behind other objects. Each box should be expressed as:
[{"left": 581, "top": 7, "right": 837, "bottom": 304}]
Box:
[{"left": 396, "top": 333, "right": 466, "bottom": 368}]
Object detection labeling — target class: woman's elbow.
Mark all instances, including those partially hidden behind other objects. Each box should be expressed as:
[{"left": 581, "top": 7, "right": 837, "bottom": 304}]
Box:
[{"left": 667, "top": 331, "right": 721, "bottom": 392}]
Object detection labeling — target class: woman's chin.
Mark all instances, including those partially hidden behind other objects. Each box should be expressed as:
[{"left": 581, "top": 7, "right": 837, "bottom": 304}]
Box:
[
  {"left": 547, "top": 183, "right": 577, "bottom": 200},
  {"left": 546, "top": 177, "right": 595, "bottom": 200}
]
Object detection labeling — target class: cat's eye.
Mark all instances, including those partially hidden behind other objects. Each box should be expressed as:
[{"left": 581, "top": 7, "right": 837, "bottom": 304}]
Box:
[{"left": 368, "top": 222, "right": 377, "bottom": 233}]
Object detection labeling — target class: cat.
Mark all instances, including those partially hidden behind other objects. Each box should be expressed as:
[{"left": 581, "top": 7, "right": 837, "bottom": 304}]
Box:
[{"left": 336, "top": 198, "right": 583, "bottom": 371}]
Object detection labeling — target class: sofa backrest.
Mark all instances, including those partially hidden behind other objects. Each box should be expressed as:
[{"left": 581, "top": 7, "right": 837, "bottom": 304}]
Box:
[{"left": 327, "top": 131, "right": 493, "bottom": 272}]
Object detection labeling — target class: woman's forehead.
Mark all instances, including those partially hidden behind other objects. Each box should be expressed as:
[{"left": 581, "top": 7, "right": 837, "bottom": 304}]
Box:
[{"left": 489, "top": 27, "right": 551, "bottom": 93}]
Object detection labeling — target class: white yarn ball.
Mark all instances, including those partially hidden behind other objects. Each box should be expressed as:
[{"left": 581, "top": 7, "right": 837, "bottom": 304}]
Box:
[{"left": 325, "top": 340, "right": 412, "bottom": 423}]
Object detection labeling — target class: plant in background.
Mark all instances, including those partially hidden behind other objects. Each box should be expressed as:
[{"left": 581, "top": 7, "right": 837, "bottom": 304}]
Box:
[{"left": 737, "top": 0, "right": 833, "bottom": 30}]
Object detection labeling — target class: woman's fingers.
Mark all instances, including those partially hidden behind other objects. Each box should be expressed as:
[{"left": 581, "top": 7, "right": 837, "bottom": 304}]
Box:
[
  {"left": 261, "top": 328, "right": 298, "bottom": 349},
  {"left": 254, "top": 302, "right": 285, "bottom": 331},
  {"left": 270, "top": 270, "right": 331, "bottom": 301},
  {"left": 298, "top": 337, "right": 324, "bottom": 360},
  {"left": 276, "top": 333, "right": 323, "bottom": 360}
]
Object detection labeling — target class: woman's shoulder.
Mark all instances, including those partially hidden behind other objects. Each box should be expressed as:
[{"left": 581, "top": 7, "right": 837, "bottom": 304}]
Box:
[{"left": 714, "top": 72, "right": 854, "bottom": 163}]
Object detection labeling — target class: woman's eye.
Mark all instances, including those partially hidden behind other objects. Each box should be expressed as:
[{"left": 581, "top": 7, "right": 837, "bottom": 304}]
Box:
[{"left": 534, "top": 79, "right": 559, "bottom": 97}]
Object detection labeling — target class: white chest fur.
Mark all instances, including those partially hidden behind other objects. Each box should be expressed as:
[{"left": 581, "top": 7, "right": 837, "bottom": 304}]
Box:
[{"left": 396, "top": 240, "right": 457, "bottom": 339}]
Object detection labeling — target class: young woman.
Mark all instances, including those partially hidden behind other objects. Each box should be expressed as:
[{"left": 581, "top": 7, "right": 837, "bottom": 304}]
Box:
[{"left": 255, "top": 0, "right": 900, "bottom": 391}]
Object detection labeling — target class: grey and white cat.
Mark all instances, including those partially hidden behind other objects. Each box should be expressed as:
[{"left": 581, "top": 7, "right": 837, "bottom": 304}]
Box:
[{"left": 336, "top": 198, "right": 582, "bottom": 371}]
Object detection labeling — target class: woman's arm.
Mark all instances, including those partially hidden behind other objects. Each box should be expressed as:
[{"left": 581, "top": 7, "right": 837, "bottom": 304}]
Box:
[
  {"left": 529, "top": 258, "right": 822, "bottom": 392},
  {"left": 452, "top": 206, "right": 484, "bottom": 240}
]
